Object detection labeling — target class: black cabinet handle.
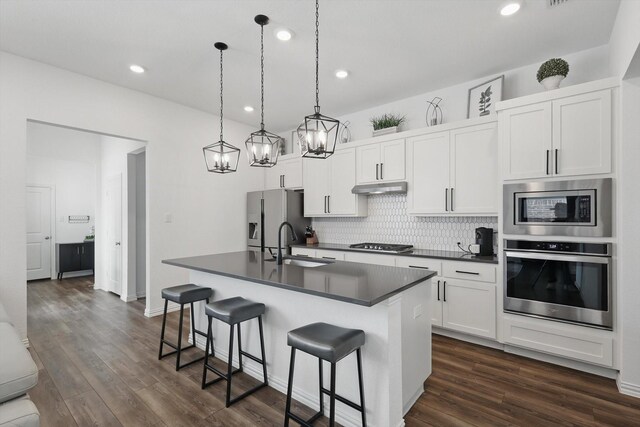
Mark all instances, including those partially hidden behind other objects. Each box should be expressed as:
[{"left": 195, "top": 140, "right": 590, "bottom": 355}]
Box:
[
  {"left": 443, "top": 281, "right": 446, "bottom": 302},
  {"left": 322, "top": 256, "right": 336, "bottom": 260},
  {"left": 408, "top": 265, "right": 430, "bottom": 269},
  {"left": 380, "top": 163, "right": 384, "bottom": 180},
  {"left": 555, "top": 149, "right": 559, "bottom": 175},
  {"left": 451, "top": 187, "right": 454, "bottom": 211},
  {"left": 546, "top": 150, "right": 550, "bottom": 175},
  {"left": 327, "top": 195, "right": 330, "bottom": 213},
  {"left": 77, "top": 247, "right": 80, "bottom": 255},
  {"left": 294, "top": 254, "right": 310, "bottom": 258},
  {"left": 324, "top": 196, "right": 327, "bottom": 213},
  {"left": 376, "top": 163, "right": 379, "bottom": 180},
  {"left": 455, "top": 270, "right": 480, "bottom": 275},
  {"left": 437, "top": 280, "right": 440, "bottom": 301},
  {"left": 445, "top": 188, "right": 448, "bottom": 211}
]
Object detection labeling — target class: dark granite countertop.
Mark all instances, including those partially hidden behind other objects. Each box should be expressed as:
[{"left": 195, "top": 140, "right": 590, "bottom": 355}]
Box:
[
  {"left": 162, "top": 251, "right": 436, "bottom": 307},
  {"left": 291, "top": 243, "right": 498, "bottom": 264}
]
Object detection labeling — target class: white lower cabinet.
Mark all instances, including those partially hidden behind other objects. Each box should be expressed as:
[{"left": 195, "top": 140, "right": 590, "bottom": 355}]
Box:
[
  {"left": 343, "top": 251, "right": 396, "bottom": 266},
  {"left": 503, "top": 314, "right": 614, "bottom": 367},
  {"left": 440, "top": 278, "right": 496, "bottom": 339},
  {"left": 291, "top": 247, "right": 316, "bottom": 257}
]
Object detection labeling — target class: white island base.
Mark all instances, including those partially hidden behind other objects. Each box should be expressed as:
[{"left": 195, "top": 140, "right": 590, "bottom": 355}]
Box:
[{"left": 187, "top": 270, "right": 432, "bottom": 427}]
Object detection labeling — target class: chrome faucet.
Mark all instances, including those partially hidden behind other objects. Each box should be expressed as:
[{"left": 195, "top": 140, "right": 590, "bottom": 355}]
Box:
[{"left": 277, "top": 221, "right": 298, "bottom": 265}]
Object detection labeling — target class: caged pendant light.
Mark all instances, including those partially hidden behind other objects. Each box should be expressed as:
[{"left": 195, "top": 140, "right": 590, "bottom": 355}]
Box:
[
  {"left": 297, "top": 0, "right": 340, "bottom": 159},
  {"left": 245, "top": 15, "right": 283, "bottom": 168},
  {"left": 203, "top": 42, "right": 241, "bottom": 174}
]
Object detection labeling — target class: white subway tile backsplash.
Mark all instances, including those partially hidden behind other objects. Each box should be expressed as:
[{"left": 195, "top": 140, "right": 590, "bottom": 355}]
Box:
[{"left": 311, "top": 194, "right": 497, "bottom": 252}]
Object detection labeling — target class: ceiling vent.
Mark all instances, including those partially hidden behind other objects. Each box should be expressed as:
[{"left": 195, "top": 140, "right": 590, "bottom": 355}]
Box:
[{"left": 549, "top": 0, "right": 568, "bottom": 7}]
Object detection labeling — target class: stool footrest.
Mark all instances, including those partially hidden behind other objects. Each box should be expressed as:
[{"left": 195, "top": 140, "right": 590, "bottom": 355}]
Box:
[
  {"left": 321, "top": 387, "right": 363, "bottom": 412},
  {"left": 239, "top": 350, "right": 264, "bottom": 364},
  {"left": 286, "top": 411, "right": 323, "bottom": 427},
  {"left": 203, "top": 363, "right": 242, "bottom": 382}
]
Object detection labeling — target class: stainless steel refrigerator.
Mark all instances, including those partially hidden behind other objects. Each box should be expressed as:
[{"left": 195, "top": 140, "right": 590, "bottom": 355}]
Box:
[{"left": 247, "top": 189, "right": 309, "bottom": 254}]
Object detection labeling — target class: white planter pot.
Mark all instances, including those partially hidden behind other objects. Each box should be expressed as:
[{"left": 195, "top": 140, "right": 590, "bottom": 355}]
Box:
[
  {"left": 540, "top": 75, "right": 565, "bottom": 90},
  {"left": 372, "top": 126, "right": 398, "bottom": 137}
]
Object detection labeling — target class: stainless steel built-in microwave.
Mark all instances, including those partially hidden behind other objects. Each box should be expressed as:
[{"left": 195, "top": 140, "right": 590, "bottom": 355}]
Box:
[{"left": 503, "top": 178, "right": 612, "bottom": 237}]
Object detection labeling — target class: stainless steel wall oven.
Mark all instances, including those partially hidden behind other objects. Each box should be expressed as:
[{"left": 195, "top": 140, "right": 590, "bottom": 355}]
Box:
[{"left": 504, "top": 240, "right": 612, "bottom": 329}]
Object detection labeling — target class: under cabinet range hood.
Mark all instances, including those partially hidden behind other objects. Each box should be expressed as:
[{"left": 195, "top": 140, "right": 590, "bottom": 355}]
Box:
[{"left": 351, "top": 181, "right": 407, "bottom": 195}]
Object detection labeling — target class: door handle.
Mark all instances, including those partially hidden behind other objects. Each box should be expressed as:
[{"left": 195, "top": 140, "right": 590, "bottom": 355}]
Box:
[
  {"left": 443, "top": 280, "right": 447, "bottom": 302},
  {"left": 376, "top": 163, "right": 379, "bottom": 180},
  {"left": 115, "top": 242, "right": 121, "bottom": 246},
  {"left": 555, "top": 149, "right": 559, "bottom": 175},
  {"left": 445, "top": 188, "right": 448, "bottom": 212},
  {"left": 450, "top": 188, "right": 454, "bottom": 211},
  {"left": 437, "top": 280, "right": 440, "bottom": 301},
  {"left": 44, "top": 236, "right": 50, "bottom": 240},
  {"left": 546, "top": 150, "right": 550, "bottom": 175},
  {"left": 380, "top": 163, "right": 384, "bottom": 180}
]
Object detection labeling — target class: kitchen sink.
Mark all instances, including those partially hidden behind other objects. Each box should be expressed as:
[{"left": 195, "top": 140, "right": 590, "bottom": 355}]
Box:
[{"left": 283, "top": 258, "right": 332, "bottom": 268}]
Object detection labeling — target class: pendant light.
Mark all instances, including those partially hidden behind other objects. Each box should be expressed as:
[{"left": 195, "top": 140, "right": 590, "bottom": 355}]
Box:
[
  {"left": 203, "top": 42, "right": 241, "bottom": 173},
  {"left": 297, "top": 0, "right": 340, "bottom": 159},
  {"left": 245, "top": 15, "right": 283, "bottom": 168}
]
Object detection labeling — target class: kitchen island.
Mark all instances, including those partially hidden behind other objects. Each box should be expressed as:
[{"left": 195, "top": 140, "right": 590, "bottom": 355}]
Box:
[{"left": 163, "top": 251, "right": 436, "bottom": 427}]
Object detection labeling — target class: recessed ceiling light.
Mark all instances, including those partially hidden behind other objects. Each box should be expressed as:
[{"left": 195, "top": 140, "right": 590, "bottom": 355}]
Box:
[
  {"left": 129, "top": 64, "right": 145, "bottom": 74},
  {"left": 244, "top": 106, "right": 254, "bottom": 112},
  {"left": 335, "top": 69, "right": 349, "bottom": 79},
  {"left": 275, "top": 28, "right": 293, "bottom": 41},
  {"left": 500, "top": 2, "right": 521, "bottom": 16}
]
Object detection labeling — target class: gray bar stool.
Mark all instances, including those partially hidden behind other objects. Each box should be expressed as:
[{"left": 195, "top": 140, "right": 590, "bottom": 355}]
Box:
[
  {"left": 202, "top": 296, "right": 268, "bottom": 407},
  {"left": 284, "top": 322, "right": 366, "bottom": 427},
  {"left": 158, "top": 284, "right": 213, "bottom": 371}
]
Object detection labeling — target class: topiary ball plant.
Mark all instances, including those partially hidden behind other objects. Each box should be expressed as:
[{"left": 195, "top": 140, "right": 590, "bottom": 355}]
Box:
[{"left": 537, "top": 58, "right": 570, "bottom": 83}]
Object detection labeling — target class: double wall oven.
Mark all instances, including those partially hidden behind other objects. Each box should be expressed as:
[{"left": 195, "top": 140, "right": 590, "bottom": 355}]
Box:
[{"left": 503, "top": 178, "right": 613, "bottom": 329}]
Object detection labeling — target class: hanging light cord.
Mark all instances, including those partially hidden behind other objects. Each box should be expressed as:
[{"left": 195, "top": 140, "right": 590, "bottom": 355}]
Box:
[
  {"left": 219, "top": 47, "right": 224, "bottom": 141},
  {"left": 260, "top": 21, "right": 265, "bottom": 130},
  {"left": 314, "top": 0, "right": 320, "bottom": 109}
]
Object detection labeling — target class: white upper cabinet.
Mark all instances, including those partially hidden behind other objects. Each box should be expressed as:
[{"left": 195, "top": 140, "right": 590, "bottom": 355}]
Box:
[
  {"left": 356, "top": 139, "right": 405, "bottom": 184},
  {"left": 552, "top": 90, "right": 612, "bottom": 177},
  {"left": 500, "top": 87, "right": 612, "bottom": 180},
  {"left": 264, "top": 157, "right": 303, "bottom": 190},
  {"left": 450, "top": 122, "right": 499, "bottom": 214},
  {"left": 407, "top": 131, "right": 450, "bottom": 215},
  {"left": 303, "top": 148, "right": 367, "bottom": 217},
  {"left": 407, "top": 121, "right": 498, "bottom": 216}
]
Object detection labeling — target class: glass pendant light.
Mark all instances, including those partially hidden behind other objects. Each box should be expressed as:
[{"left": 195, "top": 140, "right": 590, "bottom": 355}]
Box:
[
  {"left": 297, "top": 0, "right": 340, "bottom": 159},
  {"left": 203, "top": 42, "right": 241, "bottom": 173},
  {"left": 245, "top": 15, "right": 283, "bottom": 168}
]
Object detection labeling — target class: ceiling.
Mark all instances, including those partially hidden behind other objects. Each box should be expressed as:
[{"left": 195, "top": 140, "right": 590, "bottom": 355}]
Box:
[{"left": 0, "top": 0, "right": 620, "bottom": 132}]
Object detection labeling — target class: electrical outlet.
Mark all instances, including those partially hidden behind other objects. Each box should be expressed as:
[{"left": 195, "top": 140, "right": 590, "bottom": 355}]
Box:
[{"left": 164, "top": 213, "right": 173, "bottom": 223}]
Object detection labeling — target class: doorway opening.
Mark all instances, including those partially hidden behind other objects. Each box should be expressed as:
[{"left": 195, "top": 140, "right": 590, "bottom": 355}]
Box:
[{"left": 25, "top": 120, "right": 147, "bottom": 305}]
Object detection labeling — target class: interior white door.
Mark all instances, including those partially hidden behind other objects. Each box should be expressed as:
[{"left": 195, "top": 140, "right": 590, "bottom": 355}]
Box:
[
  {"left": 26, "top": 186, "right": 52, "bottom": 281},
  {"left": 106, "top": 174, "right": 123, "bottom": 295}
]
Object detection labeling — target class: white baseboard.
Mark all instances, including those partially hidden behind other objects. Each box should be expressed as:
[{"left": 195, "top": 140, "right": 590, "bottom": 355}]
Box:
[
  {"left": 59, "top": 270, "right": 93, "bottom": 279},
  {"left": 433, "top": 327, "right": 503, "bottom": 350},
  {"left": 136, "top": 292, "right": 146, "bottom": 298},
  {"left": 617, "top": 377, "right": 640, "bottom": 398},
  {"left": 145, "top": 302, "right": 180, "bottom": 318},
  {"left": 122, "top": 295, "right": 138, "bottom": 302},
  {"left": 192, "top": 335, "right": 364, "bottom": 427}
]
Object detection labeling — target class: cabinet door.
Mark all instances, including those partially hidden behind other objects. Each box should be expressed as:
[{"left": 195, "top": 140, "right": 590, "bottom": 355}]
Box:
[
  {"left": 450, "top": 122, "right": 498, "bottom": 214},
  {"left": 406, "top": 131, "right": 450, "bottom": 215},
  {"left": 264, "top": 162, "right": 284, "bottom": 190},
  {"left": 343, "top": 251, "right": 396, "bottom": 266},
  {"left": 441, "top": 279, "right": 496, "bottom": 339},
  {"left": 328, "top": 149, "right": 359, "bottom": 215},
  {"left": 59, "top": 244, "right": 81, "bottom": 273},
  {"left": 81, "top": 243, "right": 94, "bottom": 270},
  {"left": 552, "top": 90, "right": 612, "bottom": 177},
  {"left": 501, "top": 102, "right": 552, "bottom": 180},
  {"left": 281, "top": 158, "right": 304, "bottom": 189},
  {"left": 380, "top": 139, "right": 405, "bottom": 182},
  {"left": 432, "top": 278, "right": 443, "bottom": 327},
  {"left": 314, "top": 250, "right": 346, "bottom": 261},
  {"left": 356, "top": 144, "right": 380, "bottom": 184},
  {"left": 303, "top": 158, "right": 330, "bottom": 216}
]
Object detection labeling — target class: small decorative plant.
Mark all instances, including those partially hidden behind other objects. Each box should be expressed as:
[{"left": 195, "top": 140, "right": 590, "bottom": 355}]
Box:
[
  {"left": 370, "top": 113, "right": 405, "bottom": 131},
  {"left": 537, "top": 58, "right": 569, "bottom": 83}
]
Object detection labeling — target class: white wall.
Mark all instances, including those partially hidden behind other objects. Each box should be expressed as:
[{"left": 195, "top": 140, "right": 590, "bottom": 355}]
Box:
[
  {"left": 0, "top": 51, "right": 263, "bottom": 339},
  {"left": 280, "top": 45, "right": 611, "bottom": 142},
  {"left": 26, "top": 122, "right": 99, "bottom": 244},
  {"left": 609, "top": 0, "right": 640, "bottom": 78}
]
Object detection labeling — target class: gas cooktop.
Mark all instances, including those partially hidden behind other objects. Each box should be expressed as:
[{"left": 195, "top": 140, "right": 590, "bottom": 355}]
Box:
[{"left": 349, "top": 243, "right": 414, "bottom": 254}]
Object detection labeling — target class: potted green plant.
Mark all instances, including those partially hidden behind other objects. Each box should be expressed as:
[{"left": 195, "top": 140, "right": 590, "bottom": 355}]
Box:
[
  {"left": 370, "top": 113, "right": 405, "bottom": 137},
  {"left": 537, "top": 58, "right": 569, "bottom": 90}
]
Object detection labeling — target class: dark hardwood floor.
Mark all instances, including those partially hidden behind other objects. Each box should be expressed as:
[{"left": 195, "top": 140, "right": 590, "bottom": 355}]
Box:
[{"left": 26, "top": 276, "right": 640, "bottom": 427}]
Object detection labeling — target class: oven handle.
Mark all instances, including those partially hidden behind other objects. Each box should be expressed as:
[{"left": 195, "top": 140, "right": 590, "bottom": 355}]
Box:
[{"left": 504, "top": 251, "right": 610, "bottom": 264}]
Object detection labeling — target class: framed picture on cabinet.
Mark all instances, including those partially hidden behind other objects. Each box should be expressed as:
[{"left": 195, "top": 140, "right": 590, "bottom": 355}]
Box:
[{"left": 467, "top": 75, "right": 504, "bottom": 118}]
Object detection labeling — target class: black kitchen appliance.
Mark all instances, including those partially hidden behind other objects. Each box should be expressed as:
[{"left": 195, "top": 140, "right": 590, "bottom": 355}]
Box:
[{"left": 475, "top": 227, "right": 494, "bottom": 256}]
